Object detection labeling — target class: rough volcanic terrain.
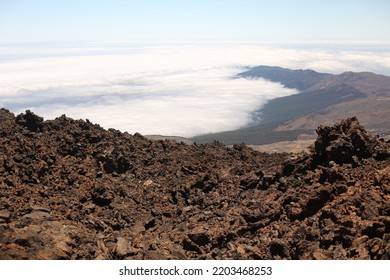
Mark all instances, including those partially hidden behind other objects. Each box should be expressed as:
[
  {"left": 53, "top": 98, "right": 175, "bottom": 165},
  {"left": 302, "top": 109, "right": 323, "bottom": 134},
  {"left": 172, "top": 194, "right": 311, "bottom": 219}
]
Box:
[{"left": 0, "top": 109, "right": 389, "bottom": 260}]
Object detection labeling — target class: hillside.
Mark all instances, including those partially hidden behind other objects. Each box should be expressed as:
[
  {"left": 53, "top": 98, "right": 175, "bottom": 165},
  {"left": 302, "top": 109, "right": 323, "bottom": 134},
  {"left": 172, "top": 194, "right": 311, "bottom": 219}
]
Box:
[
  {"left": 191, "top": 66, "right": 390, "bottom": 146},
  {"left": 1, "top": 109, "right": 389, "bottom": 260},
  {"left": 238, "top": 65, "right": 332, "bottom": 91}
]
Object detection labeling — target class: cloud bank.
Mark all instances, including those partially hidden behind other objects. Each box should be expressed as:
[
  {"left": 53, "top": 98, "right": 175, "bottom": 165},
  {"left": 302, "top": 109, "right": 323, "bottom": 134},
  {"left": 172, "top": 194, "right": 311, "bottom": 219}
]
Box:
[{"left": 0, "top": 42, "right": 389, "bottom": 137}]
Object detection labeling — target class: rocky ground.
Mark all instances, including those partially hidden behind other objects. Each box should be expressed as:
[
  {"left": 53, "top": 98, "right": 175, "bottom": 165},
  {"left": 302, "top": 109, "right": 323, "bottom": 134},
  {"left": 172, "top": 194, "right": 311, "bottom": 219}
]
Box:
[{"left": 0, "top": 108, "right": 389, "bottom": 259}]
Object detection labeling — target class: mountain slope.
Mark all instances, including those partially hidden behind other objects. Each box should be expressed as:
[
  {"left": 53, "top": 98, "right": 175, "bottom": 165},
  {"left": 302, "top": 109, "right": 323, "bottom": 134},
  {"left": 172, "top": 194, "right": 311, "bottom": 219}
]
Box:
[
  {"left": 191, "top": 66, "right": 390, "bottom": 145},
  {"left": 238, "top": 65, "right": 332, "bottom": 91}
]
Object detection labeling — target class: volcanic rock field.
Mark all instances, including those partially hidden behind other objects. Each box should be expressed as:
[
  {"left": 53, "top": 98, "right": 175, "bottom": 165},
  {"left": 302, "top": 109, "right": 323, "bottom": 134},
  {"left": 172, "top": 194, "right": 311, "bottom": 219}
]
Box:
[{"left": 0, "top": 109, "right": 389, "bottom": 259}]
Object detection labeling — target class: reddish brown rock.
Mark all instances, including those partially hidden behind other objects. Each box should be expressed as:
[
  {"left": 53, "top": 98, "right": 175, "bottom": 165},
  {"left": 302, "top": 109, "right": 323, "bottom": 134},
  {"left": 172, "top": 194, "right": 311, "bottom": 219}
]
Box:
[{"left": 0, "top": 109, "right": 389, "bottom": 259}]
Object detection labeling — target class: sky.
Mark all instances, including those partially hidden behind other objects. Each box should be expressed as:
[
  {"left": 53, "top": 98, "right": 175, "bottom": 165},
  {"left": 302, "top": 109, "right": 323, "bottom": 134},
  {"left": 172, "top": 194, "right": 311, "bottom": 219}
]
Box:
[
  {"left": 0, "top": 0, "right": 389, "bottom": 42},
  {"left": 0, "top": 1, "right": 389, "bottom": 137}
]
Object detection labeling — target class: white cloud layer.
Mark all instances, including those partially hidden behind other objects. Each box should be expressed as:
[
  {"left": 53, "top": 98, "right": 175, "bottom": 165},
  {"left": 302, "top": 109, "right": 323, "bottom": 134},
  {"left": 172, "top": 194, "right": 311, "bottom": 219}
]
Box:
[{"left": 0, "top": 42, "right": 389, "bottom": 137}]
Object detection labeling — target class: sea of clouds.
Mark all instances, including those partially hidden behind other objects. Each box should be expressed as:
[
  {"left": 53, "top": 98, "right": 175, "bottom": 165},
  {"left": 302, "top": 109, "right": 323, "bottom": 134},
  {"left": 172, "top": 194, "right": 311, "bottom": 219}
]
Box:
[{"left": 0, "top": 41, "right": 389, "bottom": 137}]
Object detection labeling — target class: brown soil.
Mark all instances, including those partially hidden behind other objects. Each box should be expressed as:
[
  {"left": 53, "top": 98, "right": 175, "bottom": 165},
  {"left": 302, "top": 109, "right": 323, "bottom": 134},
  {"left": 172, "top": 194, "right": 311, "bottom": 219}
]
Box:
[
  {"left": 0, "top": 109, "right": 389, "bottom": 260},
  {"left": 248, "top": 139, "right": 314, "bottom": 154}
]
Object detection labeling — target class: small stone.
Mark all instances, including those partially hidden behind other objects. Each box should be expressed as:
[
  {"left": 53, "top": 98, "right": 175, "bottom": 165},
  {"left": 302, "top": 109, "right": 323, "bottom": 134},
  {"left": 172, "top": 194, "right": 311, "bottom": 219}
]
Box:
[
  {"left": 91, "top": 186, "right": 114, "bottom": 207},
  {"left": 313, "top": 250, "right": 328, "bottom": 260},
  {"left": 171, "top": 249, "right": 187, "bottom": 259},
  {"left": 143, "top": 179, "right": 153, "bottom": 187},
  {"left": 22, "top": 211, "right": 50, "bottom": 219},
  {"left": 355, "top": 247, "right": 370, "bottom": 260},
  {"left": 182, "top": 206, "right": 195, "bottom": 214},
  {"left": 115, "top": 237, "right": 130, "bottom": 257},
  {"left": 31, "top": 206, "right": 51, "bottom": 213},
  {"left": 0, "top": 210, "right": 11, "bottom": 223},
  {"left": 227, "top": 242, "right": 236, "bottom": 251},
  {"left": 97, "top": 240, "right": 111, "bottom": 259},
  {"left": 237, "top": 245, "right": 246, "bottom": 255},
  {"left": 215, "top": 209, "right": 226, "bottom": 217},
  {"left": 131, "top": 221, "right": 146, "bottom": 236},
  {"left": 352, "top": 235, "right": 369, "bottom": 248}
]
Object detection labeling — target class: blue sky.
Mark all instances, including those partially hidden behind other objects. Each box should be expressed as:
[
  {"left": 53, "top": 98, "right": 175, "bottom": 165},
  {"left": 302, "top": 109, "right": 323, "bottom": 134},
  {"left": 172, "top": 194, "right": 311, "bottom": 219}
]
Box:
[
  {"left": 0, "top": 0, "right": 389, "bottom": 42},
  {"left": 1, "top": 1, "right": 390, "bottom": 136}
]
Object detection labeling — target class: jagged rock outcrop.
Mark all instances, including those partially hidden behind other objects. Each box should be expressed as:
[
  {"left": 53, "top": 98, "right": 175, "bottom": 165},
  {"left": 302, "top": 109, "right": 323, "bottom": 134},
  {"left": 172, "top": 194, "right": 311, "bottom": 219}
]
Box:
[
  {"left": 313, "top": 116, "right": 387, "bottom": 164},
  {"left": 0, "top": 109, "right": 389, "bottom": 259}
]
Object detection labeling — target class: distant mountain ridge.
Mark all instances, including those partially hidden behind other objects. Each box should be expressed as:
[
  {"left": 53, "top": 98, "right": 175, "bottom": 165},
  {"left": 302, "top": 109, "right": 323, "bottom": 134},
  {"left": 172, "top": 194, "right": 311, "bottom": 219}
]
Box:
[
  {"left": 191, "top": 66, "right": 390, "bottom": 145},
  {"left": 238, "top": 65, "right": 332, "bottom": 91}
]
